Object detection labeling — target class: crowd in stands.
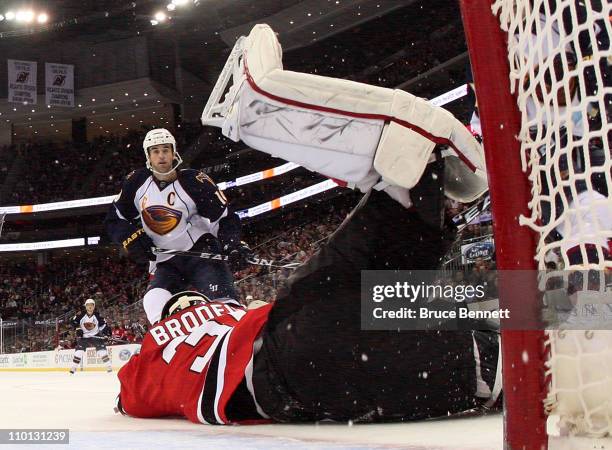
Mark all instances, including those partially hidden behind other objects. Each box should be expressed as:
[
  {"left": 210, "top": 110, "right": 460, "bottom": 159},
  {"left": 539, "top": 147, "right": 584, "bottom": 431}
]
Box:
[
  {"left": 0, "top": 254, "right": 144, "bottom": 322},
  {"left": 0, "top": 0, "right": 488, "bottom": 354},
  {"left": 0, "top": 0, "right": 468, "bottom": 207},
  {"left": 285, "top": 0, "right": 466, "bottom": 89},
  {"left": 4, "top": 123, "right": 206, "bottom": 205},
  {"left": 1, "top": 190, "right": 497, "bottom": 354},
  {"left": 0, "top": 196, "right": 357, "bottom": 353},
  {"left": 0, "top": 178, "right": 494, "bottom": 355},
  {"left": 0, "top": 145, "right": 18, "bottom": 186}
]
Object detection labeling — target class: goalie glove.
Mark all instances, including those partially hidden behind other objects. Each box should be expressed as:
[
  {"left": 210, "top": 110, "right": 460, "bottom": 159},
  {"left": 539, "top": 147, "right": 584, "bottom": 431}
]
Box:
[
  {"left": 223, "top": 241, "right": 252, "bottom": 272},
  {"left": 122, "top": 228, "right": 154, "bottom": 264}
]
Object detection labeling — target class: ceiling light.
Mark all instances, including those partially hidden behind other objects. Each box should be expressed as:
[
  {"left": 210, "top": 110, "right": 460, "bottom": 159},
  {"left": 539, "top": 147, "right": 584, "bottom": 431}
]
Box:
[
  {"left": 154, "top": 12, "right": 167, "bottom": 22},
  {"left": 5, "top": 11, "right": 15, "bottom": 21},
  {"left": 24, "top": 10, "right": 34, "bottom": 23},
  {"left": 37, "top": 13, "right": 48, "bottom": 23}
]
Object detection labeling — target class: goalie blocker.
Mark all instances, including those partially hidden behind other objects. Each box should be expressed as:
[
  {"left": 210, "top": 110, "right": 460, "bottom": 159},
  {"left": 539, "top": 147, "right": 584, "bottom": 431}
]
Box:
[{"left": 117, "top": 163, "right": 501, "bottom": 424}]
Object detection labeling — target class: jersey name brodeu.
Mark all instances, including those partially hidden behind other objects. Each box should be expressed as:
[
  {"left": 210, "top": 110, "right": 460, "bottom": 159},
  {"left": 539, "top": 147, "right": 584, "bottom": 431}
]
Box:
[
  {"left": 117, "top": 300, "right": 272, "bottom": 425},
  {"left": 72, "top": 312, "right": 107, "bottom": 338},
  {"left": 107, "top": 168, "right": 239, "bottom": 263}
]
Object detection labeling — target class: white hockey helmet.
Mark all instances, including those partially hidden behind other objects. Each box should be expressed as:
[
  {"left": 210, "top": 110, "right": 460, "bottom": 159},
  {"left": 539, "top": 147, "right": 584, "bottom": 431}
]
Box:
[
  {"left": 142, "top": 128, "right": 183, "bottom": 175},
  {"left": 84, "top": 298, "right": 95, "bottom": 306}
]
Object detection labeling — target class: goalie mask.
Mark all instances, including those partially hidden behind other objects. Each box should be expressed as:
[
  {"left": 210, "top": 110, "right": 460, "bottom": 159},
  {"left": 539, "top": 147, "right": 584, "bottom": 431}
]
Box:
[
  {"left": 160, "top": 291, "right": 211, "bottom": 320},
  {"left": 143, "top": 128, "right": 183, "bottom": 175}
]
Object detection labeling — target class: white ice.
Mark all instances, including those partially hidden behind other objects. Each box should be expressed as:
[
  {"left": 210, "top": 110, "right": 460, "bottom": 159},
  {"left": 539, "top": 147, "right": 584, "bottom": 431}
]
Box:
[{"left": 0, "top": 371, "right": 503, "bottom": 449}]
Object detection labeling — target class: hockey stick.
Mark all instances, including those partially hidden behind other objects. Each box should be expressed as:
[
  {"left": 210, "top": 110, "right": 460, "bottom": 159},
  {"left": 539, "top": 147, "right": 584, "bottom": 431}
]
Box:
[
  {"left": 151, "top": 247, "right": 301, "bottom": 270},
  {"left": 153, "top": 195, "right": 490, "bottom": 270},
  {"left": 86, "top": 335, "right": 130, "bottom": 345},
  {"left": 86, "top": 335, "right": 112, "bottom": 341},
  {"left": 107, "top": 337, "right": 131, "bottom": 345}
]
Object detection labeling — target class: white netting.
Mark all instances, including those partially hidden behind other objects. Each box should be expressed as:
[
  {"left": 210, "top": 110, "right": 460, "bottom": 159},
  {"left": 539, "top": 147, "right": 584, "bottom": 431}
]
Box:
[
  {"left": 493, "top": 0, "right": 611, "bottom": 271},
  {"left": 544, "top": 330, "right": 612, "bottom": 437},
  {"left": 491, "top": 0, "right": 612, "bottom": 438}
]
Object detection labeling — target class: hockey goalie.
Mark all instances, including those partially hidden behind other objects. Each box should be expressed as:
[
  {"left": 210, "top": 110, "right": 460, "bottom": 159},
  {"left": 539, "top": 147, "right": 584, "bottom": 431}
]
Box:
[{"left": 116, "top": 24, "right": 500, "bottom": 424}]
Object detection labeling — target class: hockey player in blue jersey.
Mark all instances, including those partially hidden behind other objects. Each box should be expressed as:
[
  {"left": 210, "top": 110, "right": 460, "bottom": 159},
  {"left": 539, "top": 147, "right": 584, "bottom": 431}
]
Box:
[{"left": 105, "top": 128, "right": 250, "bottom": 324}]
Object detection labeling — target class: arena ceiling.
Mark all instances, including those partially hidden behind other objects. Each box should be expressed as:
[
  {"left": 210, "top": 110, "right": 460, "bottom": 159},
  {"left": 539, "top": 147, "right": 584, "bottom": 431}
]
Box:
[
  {"left": 0, "top": 0, "right": 417, "bottom": 140},
  {"left": 0, "top": 1, "right": 411, "bottom": 48},
  {"left": 0, "top": 0, "right": 414, "bottom": 89}
]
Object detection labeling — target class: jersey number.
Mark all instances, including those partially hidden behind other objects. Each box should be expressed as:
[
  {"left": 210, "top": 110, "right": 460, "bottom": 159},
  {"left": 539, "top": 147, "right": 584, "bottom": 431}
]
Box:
[{"left": 162, "top": 321, "right": 232, "bottom": 373}]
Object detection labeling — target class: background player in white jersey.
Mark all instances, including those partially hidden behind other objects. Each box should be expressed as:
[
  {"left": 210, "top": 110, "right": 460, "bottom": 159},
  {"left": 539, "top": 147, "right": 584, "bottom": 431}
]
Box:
[
  {"left": 70, "top": 299, "right": 112, "bottom": 374},
  {"left": 105, "top": 128, "right": 251, "bottom": 324}
]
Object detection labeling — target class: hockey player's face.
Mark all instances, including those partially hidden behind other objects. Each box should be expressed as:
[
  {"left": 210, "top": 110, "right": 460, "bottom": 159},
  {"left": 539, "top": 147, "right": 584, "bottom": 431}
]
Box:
[
  {"left": 86, "top": 304, "right": 95, "bottom": 315},
  {"left": 149, "top": 144, "right": 174, "bottom": 172}
]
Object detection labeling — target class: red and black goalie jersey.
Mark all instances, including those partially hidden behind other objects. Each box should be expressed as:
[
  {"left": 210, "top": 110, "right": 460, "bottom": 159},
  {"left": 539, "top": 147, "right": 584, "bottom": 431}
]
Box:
[{"left": 117, "top": 300, "right": 272, "bottom": 424}]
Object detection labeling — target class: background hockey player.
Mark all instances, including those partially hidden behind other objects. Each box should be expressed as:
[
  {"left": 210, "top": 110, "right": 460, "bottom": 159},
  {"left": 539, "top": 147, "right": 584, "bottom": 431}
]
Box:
[
  {"left": 115, "top": 160, "right": 501, "bottom": 424},
  {"left": 70, "top": 299, "right": 112, "bottom": 374},
  {"left": 105, "top": 128, "right": 251, "bottom": 324}
]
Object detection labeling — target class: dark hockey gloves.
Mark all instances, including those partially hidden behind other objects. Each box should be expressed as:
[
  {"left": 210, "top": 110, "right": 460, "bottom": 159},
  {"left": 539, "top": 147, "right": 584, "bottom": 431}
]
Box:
[
  {"left": 122, "top": 228, "right": 154, "bottom": 264},
  {"left": 224, "top": 241, "right": 252, "bottom": 272},
  {"left": 76, "top": 328, "right": 84, "bottom": 338}
]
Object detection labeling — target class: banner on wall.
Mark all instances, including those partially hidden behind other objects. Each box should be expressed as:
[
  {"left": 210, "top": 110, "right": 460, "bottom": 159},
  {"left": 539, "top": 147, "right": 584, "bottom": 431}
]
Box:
[
  {"left": 45, "top": 63, "right": 74, "bottom": 107},
  {"left": 8, "top": 59, "right": 37, "bottom": 104},
  {"left": 461, "top": 237, "right": 495, "bottom": 264},
  {"left": 0, "top": 344, "right": 141, "bottom": 371}
]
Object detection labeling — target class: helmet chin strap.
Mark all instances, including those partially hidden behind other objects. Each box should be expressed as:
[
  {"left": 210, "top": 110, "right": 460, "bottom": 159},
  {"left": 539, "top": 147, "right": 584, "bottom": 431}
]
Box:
[{"left": 147, "top": 154, "right": 183, "bottom": 176}]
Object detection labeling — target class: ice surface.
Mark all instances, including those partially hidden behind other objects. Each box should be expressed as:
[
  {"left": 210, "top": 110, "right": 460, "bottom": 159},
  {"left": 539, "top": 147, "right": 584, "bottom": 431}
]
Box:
[{"left": 0, "top": 371, "right": 503, "bottom": 449}]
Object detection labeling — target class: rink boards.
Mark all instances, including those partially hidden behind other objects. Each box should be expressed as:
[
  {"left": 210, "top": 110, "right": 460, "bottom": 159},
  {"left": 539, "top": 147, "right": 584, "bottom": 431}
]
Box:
[{"left": 0, "top": 343, "right": 141, "bottom": 371}]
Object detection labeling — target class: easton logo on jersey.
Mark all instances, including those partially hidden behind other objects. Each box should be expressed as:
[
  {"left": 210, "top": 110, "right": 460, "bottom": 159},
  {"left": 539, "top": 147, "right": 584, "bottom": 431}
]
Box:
[{"left": 142, "top": 205, "right": 182, "bottom": 235}]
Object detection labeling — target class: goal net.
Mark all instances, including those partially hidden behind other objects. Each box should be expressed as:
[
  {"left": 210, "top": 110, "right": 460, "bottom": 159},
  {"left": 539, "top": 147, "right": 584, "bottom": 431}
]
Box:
[{"left": 460, "top": 0, "right": 611, "bottom": 448}]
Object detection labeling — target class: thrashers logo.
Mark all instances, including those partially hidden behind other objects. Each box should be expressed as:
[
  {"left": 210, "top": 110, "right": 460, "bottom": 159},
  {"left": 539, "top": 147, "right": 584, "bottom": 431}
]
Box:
[{"left": 142, "top": 205, "right": 182, "bottom": 235}]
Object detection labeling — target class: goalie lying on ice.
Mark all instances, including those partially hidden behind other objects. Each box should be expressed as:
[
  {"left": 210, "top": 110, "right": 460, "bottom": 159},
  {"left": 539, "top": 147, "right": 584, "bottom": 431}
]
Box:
[
  {"left": 116, "top": 187, "right": 501, "bottom": 424},
  {"left": 115, "top": 24, "right": 499, "bottom": 424}
]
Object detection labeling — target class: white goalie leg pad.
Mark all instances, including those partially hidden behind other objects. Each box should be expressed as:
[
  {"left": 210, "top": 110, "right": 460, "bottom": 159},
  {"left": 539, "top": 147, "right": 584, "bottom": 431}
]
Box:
[
  {"left": 143, "top": 288, "right": 173, "bottom": 324},
  {"left": 237, "top": 86, "right": 385, "bottom": 189},
  {"left": 206, "top": 24, "right": 488, "bottom": 201}
]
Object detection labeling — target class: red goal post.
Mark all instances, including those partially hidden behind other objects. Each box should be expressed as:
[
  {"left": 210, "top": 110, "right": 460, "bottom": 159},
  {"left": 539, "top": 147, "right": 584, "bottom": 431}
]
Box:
[
  {"left": 460, "top": 1, "right": 546, "bottom": 448},
  {"left": 460, "top": 0, "right": 611, "bottom": 448}
]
